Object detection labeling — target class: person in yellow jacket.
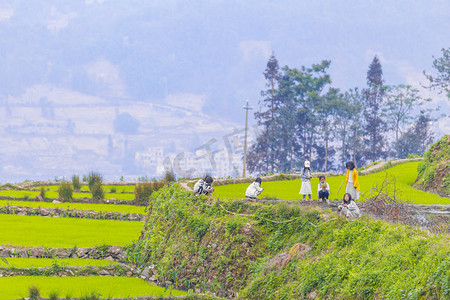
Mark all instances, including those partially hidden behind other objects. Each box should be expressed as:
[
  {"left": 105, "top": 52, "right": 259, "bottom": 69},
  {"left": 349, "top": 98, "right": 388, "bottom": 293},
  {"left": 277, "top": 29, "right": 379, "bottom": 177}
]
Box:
[{"left": 345, "top": 161, "right": 360, "bottom": 200}]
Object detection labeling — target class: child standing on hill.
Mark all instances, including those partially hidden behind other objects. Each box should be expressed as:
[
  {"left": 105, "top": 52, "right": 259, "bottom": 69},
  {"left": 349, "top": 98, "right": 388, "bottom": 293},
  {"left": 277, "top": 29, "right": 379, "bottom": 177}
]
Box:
[
  {"left": 299, "top": 161, "right": 312, "bottom": 201},
  {"left": 245, "top": 177, "right": 264, "bottom": 200},
  {"left": 317, "top": 175, "right": 330, "bottom": 201},
  {"left": 345, "top": 161, "right": 360, "bottom": 200},
  {"left": 194, "top": 175, "right": 214, "bottom": 196}
]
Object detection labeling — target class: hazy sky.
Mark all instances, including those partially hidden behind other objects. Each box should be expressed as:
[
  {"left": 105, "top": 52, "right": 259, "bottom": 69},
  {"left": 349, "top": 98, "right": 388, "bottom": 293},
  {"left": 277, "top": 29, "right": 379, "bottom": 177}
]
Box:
[{"left": 0, "top": 0, "right": 448, "bottom": 180}]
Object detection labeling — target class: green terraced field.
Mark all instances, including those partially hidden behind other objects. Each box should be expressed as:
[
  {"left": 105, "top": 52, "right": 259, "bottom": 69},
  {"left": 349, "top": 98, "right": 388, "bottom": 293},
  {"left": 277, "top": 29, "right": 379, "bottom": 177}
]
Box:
[
  {"left": 43, "top": 191, "right": 135, "bottom": 201},
  {"left": 0, "top": 190, "right": 135, "bottom": 201},
  {"left": 0, "top": 258, "right": 118, "bottom": 268},
  {"left": 0, "top": 276, "right": 186, "bottom": 299},
  {"left": 0, "top": 190, "right": 39, "bottom": 198},
  {"left": 213, "top": 162, "right": 450, "bottom": 205},
  {"left": 0, "top": 200, "right": 146, "bottom": 214},
  {"left": 32, "top": 185, "right": 136, "bottom": 193},
  {"left": 0, "top": 215, "right": 142, "bottom": 247}
]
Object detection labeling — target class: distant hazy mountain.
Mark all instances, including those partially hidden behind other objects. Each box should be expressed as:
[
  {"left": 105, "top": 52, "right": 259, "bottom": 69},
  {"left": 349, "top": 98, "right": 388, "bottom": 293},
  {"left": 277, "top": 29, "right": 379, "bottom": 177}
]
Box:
[{"left": 0, "top": 1, "right": 448, "bottom": 180}]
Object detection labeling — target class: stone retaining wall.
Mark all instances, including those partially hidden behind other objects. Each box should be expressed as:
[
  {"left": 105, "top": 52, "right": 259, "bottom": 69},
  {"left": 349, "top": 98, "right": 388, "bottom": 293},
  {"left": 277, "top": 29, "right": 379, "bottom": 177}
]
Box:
[
  {"left": 0, "top": 196, "right": 138, "bottom": 206},
  {"left": 0, "top": 205, "right": 144, "bottom": 221},
  {"left": 0, "top": 246, "right": 127, "bottom": 261},
  {"left": 0, "top": 264, "right": 139, "bottom": 278},
  {"left": 15, "top": 181, "right": 141, "bottom": 189}
]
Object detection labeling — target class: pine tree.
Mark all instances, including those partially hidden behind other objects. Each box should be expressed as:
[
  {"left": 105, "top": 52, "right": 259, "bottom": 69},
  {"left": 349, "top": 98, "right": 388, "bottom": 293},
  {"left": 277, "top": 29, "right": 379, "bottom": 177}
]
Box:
[
  {"left": 363, "top": 56, "right": 387, "bottom": 162},
  {"left": 248, "top": 53, "right": 282, "bottom": 173}
]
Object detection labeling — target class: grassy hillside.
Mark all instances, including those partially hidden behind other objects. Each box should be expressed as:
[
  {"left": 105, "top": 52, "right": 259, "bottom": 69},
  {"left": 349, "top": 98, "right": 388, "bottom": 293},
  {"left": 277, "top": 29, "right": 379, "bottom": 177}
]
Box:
[
  {"left": 414, "top": 135, "right": 450, "bottom": 197},
  {"left": 128, "top": 185, "right": 449, "bottom": 299},
  {"left": 213, "top": 161, "right": 450, "bottom": 204}
]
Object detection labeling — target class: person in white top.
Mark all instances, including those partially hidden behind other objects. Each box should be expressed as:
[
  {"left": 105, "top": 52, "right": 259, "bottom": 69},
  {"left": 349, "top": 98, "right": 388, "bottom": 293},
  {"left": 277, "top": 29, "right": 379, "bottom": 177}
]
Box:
[
  {"left": 194, "top": 175, "right": 214, "bottom": 195},
  {"left": 245, "top": 177, "right": 264, "bottom": 200},
  {"left": 317, "top": 175, "right": 330, "bottom": 201},
  {"left": 338, "top": 193, "right": 361, "bottom": 218}
]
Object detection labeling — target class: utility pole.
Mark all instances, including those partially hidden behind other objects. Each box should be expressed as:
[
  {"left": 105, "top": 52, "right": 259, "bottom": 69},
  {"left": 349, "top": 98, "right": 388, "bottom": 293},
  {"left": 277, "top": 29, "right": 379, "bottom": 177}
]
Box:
[{"left": 243, "top": 100, "right": 252, "bottom": 177}]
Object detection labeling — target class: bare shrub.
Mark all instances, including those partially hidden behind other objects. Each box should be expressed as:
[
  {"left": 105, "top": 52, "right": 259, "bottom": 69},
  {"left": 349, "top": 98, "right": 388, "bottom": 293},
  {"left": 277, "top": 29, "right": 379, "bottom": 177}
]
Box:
[{"left": 360, "top": 172, "right": 448, "bottom": 233}]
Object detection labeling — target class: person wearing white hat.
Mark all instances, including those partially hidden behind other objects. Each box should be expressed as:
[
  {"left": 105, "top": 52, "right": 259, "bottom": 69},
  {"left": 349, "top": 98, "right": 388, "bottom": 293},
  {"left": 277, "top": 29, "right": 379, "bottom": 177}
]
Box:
[{"left": 299, "top": 160, "right": 312, "bottom": 201}]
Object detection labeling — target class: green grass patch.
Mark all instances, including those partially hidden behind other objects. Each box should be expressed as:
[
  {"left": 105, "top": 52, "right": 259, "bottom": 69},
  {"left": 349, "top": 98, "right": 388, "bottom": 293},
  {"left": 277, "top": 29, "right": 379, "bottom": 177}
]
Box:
[
  {"left": 0, "top": 190, "right": 39, "bottom": 199},
  {"left": 0, "top": 215, "right": 142, "bottom": 247},
  {"left": 44, "top": 191, "right": 135, "bottom": 201},
  {"left": 0, "top": 276, "right": 186, "bottom": 299},
  {"left": 0, "top": 200, "right": 145, "bottom": 214},
  {"left": 32, "top": 185, "right": 135, "bottom": 193},
  {"left": 102, "top": 192, "right": 135, "bottom": 200},
  {"left": 0, "top": 257, "right": 118, "bottom": 268},
  {"left": 213, "top": 162, "right": 450, "bottom": 204},
  {"left": 0, "top": 190, "right": 135, "bottom": 201}
]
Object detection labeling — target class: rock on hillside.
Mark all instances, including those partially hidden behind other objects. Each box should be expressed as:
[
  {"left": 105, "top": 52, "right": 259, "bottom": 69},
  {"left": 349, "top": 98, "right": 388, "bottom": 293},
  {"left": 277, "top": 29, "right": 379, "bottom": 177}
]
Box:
[{"left": 413, "top": 135, "right": 450, "bottom": 197}]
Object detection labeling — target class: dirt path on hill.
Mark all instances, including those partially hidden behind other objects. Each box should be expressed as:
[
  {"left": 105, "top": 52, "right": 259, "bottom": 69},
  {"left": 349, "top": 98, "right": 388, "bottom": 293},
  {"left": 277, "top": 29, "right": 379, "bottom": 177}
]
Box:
[{"left": 359, "top": 158, "right": 423, "bottom": 175}]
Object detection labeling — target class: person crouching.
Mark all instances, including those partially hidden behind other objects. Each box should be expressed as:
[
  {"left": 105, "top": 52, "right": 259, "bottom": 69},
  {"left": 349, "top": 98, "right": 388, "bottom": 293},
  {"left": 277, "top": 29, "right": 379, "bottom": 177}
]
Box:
[
  {"left": 317, "top": 175, "right": 330, "bottom": 202},
  {"left": 338, "top": 193, "right": 361, "bottom": 218},
  {"left": 194, "top": 175, "right": 214, "bottom": 196},
  {"left": 245, "top": 177, "right": 264, "bottom": 201}
]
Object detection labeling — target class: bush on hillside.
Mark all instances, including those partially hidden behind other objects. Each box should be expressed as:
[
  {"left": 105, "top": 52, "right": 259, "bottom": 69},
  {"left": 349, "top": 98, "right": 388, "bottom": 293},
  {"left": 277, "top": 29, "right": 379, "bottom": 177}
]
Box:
[
  {"left": 39, "top": 186, "right": 46, "bottom": 200},
  {"left": 134, "top": 180, "right": 165, "bottom": 205},
  {"left": 48, "top": 291, "right": 59, "bottom": 300},
  {"left": 414, "top": 134, "right": 450, "bottom": 196},
  {"left": 86, "top": 171, "right": 103, "bottom": 192},
  {"left": 58, "top": 182, "right": 73, "bottom": 201},
  {"left": 164, "top": 170, "right": 176, "bottom": 184},
  {"left": 72, "top": 174, "right": 81, "bottom": 192},
  {"left": 134, "top": 182, "right": 153, "bottom": 205},
  {"left": 28, "top": 285, "right": 40, "bottom": 300},
  {"left": 91, "top": 182, "right": 105, "bottom": 202}
]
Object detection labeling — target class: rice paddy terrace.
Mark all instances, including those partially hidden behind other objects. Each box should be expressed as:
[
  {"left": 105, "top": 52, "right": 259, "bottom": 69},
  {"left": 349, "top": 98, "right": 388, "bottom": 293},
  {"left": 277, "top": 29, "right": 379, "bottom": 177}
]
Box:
[
  {"left": 1, "top": 159, "right": 448, "bottom": 299},
  {"left": 0, "top": 182, "right": 187, "bottom": 299}
]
